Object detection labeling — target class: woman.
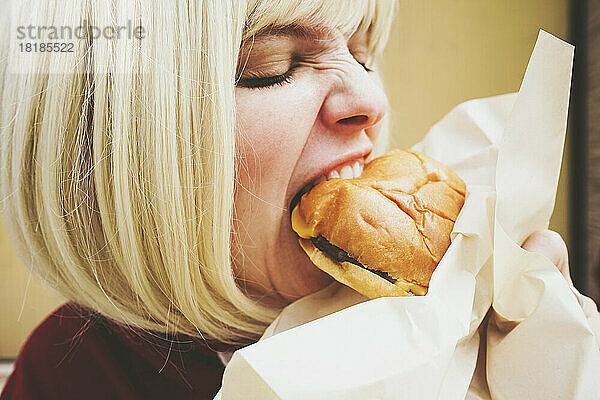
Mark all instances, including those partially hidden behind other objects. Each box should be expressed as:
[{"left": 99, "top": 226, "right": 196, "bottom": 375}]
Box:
[{"left": 0, "top": 0, "right": 597, "bottom": 398}]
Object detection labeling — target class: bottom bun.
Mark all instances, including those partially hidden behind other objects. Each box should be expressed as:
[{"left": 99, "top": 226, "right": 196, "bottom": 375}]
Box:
[{"left": 298, "top": 238, "right": 427, "bottom": 299}]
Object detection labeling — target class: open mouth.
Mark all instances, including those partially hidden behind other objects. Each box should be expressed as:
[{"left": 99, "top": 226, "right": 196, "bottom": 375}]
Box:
[
  {"left": 288, "top": 157, "right": 395, "bottom": 281},
  {"left": 288, "top": 159, "right": 365, "bottom": 216}
]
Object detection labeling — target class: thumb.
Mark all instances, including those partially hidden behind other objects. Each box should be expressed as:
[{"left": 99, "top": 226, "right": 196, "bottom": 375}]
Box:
[{"left": 521, "top": 230, "right": 571, "bottom": 285}]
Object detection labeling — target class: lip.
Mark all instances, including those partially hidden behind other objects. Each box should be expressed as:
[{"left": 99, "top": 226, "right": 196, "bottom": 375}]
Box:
[{"left": 288, "top": 147, "right": 373, "bottom": 215}]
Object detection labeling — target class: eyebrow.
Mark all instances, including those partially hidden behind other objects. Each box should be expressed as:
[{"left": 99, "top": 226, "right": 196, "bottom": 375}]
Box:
[{"left": 248, "top": 23, "right": 340, "bottom": 41}]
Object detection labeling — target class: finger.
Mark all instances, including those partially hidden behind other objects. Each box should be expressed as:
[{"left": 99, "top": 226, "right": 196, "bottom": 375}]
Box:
[
  {"left": 580, "top": 295, "right": 599, "bottom": 319},
  {"left": 522, "top": 231, "right": 600, "bottom": 348},
  {"left": 580, "top": 295, "right": 600, "bottom": 349},
  {"left": 588, "top": 311, "right": 600, "bottom": 349},
  {"left": 521, "top": 230, "right": 571, "bottom": 285}
]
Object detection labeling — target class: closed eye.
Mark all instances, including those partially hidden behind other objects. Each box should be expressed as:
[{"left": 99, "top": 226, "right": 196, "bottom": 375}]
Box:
[
  {"left": 236, "top": 65, "right": 298, "bottom": 89},
  {"left": 236, "top": 59, "right": 373, "bottom": 90}
]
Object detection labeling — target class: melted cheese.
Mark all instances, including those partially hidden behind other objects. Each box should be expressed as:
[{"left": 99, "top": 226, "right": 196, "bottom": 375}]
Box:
[{"left": 291, "top": 205, "right": 316, "bottom": 239}]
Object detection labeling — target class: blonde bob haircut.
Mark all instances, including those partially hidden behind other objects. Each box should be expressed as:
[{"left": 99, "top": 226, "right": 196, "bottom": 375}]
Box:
[{"left": 0, "top": 0, "right": 397, "bottom": 345}]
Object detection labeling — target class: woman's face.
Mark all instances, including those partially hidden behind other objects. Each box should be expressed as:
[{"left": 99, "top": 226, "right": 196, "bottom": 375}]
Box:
[{"left": 233, "top": 23, "right": 389, "bottom": 306}]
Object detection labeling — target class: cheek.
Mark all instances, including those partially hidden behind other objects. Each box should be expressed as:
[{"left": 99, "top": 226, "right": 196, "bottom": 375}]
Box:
[
  {"left": 234, "top": 84, "right": 324, "bottom": 186},
  {"left": 231, "top": 84, "right": 329, "bottom": 296}
]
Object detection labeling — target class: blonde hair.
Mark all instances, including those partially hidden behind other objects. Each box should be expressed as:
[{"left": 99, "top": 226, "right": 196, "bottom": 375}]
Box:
[{"left": 0, "top": 0, "right": 397, "bottom": 345}]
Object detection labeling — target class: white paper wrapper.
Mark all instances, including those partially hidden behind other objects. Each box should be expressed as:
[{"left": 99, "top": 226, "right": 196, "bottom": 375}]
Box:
[{"left": 215, "top": 30, "right": 599, "bottom": 400}]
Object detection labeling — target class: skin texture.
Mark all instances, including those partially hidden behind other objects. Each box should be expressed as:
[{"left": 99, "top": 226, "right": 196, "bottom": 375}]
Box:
[
  {"left": 232, "top": 26, "right": 387, "bottom": 306},
  {"left": 230, "top": 23, "right": 600, "bottom": 334}
]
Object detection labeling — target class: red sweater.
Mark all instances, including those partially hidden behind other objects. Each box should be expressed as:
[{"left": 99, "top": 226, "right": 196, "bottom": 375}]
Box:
[{"left": 1, "top": 303, "right": 228, "bottom": 400}]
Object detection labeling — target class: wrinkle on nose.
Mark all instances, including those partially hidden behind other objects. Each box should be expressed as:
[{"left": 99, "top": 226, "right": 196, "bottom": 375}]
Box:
[{"left": 320, "top": 71, "right": 388, "bottom": 136}]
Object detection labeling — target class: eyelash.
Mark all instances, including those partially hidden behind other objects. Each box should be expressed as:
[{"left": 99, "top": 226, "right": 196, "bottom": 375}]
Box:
[
  {"left": 238, "top": 66, "right": 298, "bottom": 89},
  {"left": 238, "top": 61, "right": 374, "bottom": 90}
]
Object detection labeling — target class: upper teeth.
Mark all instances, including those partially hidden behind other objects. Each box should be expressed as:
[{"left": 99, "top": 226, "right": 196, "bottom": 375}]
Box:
[{"left": 314, "top": 160, "right": 364, "bottom": 185}]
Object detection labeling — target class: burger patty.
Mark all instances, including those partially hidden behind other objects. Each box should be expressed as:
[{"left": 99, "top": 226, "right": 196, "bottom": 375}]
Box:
[{"left": 310, "top": 235, "right": 397, "bottom": 284}]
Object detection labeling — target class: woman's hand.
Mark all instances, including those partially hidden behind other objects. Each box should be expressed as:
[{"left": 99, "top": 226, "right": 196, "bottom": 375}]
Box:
[{"left": 522, "top": 230, "right": 600, "bottom": 347}]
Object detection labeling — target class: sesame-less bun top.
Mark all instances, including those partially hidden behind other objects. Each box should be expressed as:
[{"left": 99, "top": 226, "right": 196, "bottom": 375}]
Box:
[{"left": 291, "top": 149, "right": 466, "bottom": 297}]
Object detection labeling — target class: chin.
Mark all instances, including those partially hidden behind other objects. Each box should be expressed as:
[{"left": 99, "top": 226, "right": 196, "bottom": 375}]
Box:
[
  {"left": 275, "top": 243, "right": 334, "bottom": 302},
  {"left": 270, "top": 207, "right": 334, "bottom": 303}
]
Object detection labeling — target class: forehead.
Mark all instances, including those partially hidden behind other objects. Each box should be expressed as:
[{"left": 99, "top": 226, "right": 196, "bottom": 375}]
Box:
[
  {"left": 242, "top": 0, "right": 374, "bottom": 42},
  {"left": 240, "top": 0, "right": 395, "bottom": 58},
  {"left": 241, "top": 22, "right": 369, "bottom": 55}
]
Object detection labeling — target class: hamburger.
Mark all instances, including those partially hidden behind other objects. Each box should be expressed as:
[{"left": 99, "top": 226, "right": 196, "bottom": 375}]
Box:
[{"left": 290, "top": 149, "right": 466, "bottom": 299}]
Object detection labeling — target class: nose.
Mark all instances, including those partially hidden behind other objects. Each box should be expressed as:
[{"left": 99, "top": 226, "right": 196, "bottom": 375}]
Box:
[{"left": 319, "top": 63, "right": 388, "bottom": 138}]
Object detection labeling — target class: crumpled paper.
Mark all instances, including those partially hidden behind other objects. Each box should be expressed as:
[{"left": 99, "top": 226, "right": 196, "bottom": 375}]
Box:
[{"left": 215, "top": 30, "right": 599, "bottom": 400}]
